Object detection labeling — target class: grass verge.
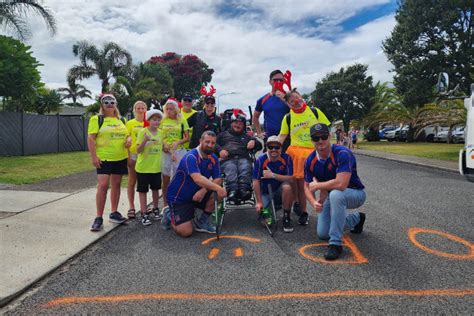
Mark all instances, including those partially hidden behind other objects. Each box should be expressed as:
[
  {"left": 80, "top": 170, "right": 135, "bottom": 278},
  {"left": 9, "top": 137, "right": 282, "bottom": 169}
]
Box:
[
  {"left": 0, "top": 151, "right": 94, "bottom": 184},
  {"left": 358, "top": 141, "right": 463, "bottom": 161}
]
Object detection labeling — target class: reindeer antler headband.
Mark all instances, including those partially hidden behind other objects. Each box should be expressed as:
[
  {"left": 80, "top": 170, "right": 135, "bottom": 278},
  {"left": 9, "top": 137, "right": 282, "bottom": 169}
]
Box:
[
  {"left": 273, "top": 70, "right": 292, "bottom": 94},
  {"left": 200, "top": 85, "right": 217, "bottom": 97}
]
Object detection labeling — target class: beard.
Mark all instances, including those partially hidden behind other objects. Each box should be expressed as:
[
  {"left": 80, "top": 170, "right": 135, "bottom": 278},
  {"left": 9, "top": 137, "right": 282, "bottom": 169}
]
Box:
[{"left": 203, "top": 147, "right": 214, "bottom": 154}]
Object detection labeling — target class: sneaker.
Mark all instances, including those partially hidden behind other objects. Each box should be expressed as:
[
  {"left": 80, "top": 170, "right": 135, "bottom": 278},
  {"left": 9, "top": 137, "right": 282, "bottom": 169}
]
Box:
[
  {"left": 152, "top": 208, "right": 162, "bottom": 221},
  {"left": 292, "top": 202, "right": 302, "bottom": 217},
  {"left": 298, "top": 212, "right": 309, "bottom": 225},
  {"left": 109, "top": 211, "right": 126, "bottom": 224},
  {"left": 351, "top": 212, "right": 366, "bottom": 234},
  {"left": 324, "top": 244, "right": 343, "bottom": 260},
  {"left": 282, "top": 214, "right": 294, "bottom": 233},
  {"left": 161, "top": 206, "right": 171, "bottom": 230},
  {"left": 141, "top": 213, "right": 152, "bottom": 226},
  {"left": 195, "top": 216, "right": 217, "bottom": 234},
  {"left": 90, "top": 217, "right": 103, "bottom": 231}
]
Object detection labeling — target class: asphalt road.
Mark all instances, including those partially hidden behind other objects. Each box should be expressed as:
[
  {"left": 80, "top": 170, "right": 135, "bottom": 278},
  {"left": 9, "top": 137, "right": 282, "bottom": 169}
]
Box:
[{"left": 4, "top": 155, "right": 474, "bottom": 314}]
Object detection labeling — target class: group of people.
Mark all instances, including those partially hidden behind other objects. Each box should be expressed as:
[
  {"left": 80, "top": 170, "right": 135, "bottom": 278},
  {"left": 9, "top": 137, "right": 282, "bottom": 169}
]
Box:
[{"left": 87, "top": 69, "right": 367, "bottom": 260}]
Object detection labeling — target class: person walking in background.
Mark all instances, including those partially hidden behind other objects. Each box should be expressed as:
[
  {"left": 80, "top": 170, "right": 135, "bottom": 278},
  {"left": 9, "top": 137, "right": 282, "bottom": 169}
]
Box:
[
  {"left": 253, "top": 70, "right": 290, "bottom": 148},
  {"left": 181, "top": 94, "right": 197, "bottom": 150},
  {"left": 304, "top": 123, "right": 366, "bottom": 261},
  {"left": 135, "top": 108, "right": 164, "bottom": 226},
  {"left": 125, "top": 101, "right": 147, "bottom": 219},
  {"left": 278, "top": 88, "right": 330, "bottom": 228},
  {"left": 160, "top": 98, "right": 190, "bottom": 209},
  {"left": 88, "top": 94, "right": 131, "bottom": 231}
]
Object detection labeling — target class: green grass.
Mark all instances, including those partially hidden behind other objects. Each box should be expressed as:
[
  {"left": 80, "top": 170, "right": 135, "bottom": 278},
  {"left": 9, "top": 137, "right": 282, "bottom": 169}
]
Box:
[
  {"left": 358, "top": 141, "right": 463, "bottom": 161},
  {"left": 0, "top": 151, "right": 94, "bottom": 184}
]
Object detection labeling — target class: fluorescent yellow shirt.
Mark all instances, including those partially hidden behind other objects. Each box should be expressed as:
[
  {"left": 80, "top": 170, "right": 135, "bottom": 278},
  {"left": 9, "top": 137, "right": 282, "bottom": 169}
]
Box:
[
  {"left": 135, "top": 128, "right": 163, "bottom": 173},
  {"left": 160, "top": 117, "right": 190, "bottom": 150},
  {"left": 88, "top": 115, "right": 129, "bottom": 161},
  {"left": 126, "top": 118, "right": 144, "bottom": 154},
  {"left": 181, "top": 109, "right": 197, "bottom": 149},
  {"left": 280, "top": 106, "right": 330, "bottom": 148}
]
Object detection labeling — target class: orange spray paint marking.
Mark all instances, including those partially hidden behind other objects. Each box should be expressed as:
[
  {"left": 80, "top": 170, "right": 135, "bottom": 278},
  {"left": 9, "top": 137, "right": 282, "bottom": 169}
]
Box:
[
  {"left": 44, "top": 288, "right": 474, "bottom": 307},
  {"left": 299, "top": 235, "right": 368, "bottom": 264},
  {"left": 408, "top": 227, "right": 474, "bottom": 260},
  {"left": 234, "top": 247, "right": 244, "bottom": 257},
  {"left": 208, "top": 248, "right": 219, "bottom": 260},
  {"left": 201, "top": 235, "right": 261, "bottom": 245}
]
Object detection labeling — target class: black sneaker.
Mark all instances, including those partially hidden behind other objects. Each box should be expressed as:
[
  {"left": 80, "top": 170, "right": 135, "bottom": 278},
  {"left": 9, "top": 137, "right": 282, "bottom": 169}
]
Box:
[
  {"left": 293, "top": 202, "right": 302, "bottom": 217},
  {"left": 141, "top": 213, "right": 152, "bottom": 226},
  {"left": 90, "top": 217, "right": 103, "bottom": 231},
  {"left": 109, "top": 211, "right": 126, "bottom": 224},
  {"left": 298, "top": 212, "right": 309, "bottom": 225},
  {"left": 351, "top": 212, "right": 366, "bottom": 234},
  {"left": 282, "top": 214, "right": 294, "bottom": 233},
  {"left": 152, "top": 208, "right": 162, "bottom": 221},
  {"left": 324, "top": 244, "right": 343, "bottom": 260}
]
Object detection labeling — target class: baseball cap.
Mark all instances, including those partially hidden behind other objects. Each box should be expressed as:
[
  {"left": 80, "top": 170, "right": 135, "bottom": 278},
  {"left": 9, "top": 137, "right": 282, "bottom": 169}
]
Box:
[
  {"left": 182, "top": 95, "right": 193, "bottom": 101},
  {"left": 266, "top": 135, "right": 281, "bottom": 145},
  {"left": 310, "top": 123, "right": 330, "bottom": 136}
]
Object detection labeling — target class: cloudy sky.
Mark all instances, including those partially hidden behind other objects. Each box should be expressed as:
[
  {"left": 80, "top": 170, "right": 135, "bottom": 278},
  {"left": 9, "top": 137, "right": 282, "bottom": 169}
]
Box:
[{"left": 17, "top": 0, "right": 398, "bottom": 113}]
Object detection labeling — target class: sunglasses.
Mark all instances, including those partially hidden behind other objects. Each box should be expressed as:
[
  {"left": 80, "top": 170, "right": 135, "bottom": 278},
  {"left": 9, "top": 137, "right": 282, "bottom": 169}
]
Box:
[
  {"left": 183, "top": 98, "right": 193, "bottom": 102},
  {"left": 102, "top": 101, "right": 116, "bottom": 106},
  {"left": 205, "top": 102, "right": 215, "bottom": 105},
  {"left": 311, "top": 134, "right": 329, "bottom": 142},
  {"left": 267, "top": 145, "right": 281, "bottom": 150},
  {"left": 272, "top": 78, "right": 284, "bottom": 82}
]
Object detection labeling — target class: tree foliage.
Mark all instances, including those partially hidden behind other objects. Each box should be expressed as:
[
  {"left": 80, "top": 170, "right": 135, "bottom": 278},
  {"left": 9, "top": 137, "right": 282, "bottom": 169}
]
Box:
[
  {"left": 311, "top": 63, "right": 375, "bottom": 131},
  {"left": 57, "top": 76, "right": 92, "bottom": 106},
  {"left": 69, "top": 40, "right": 133, "bottom": 93},
  {"left": 148, "top": 52, "right": 213, "bottom": 99},
  {"left": 28, "top": 87, "right": 62, "bottom": 114},
  {"left": 383, "top": 0, "right": 473, "bottom": 108},
  {"left": 0, "top": 35, "right": 42, "bottom": 111},
  {"left": 0, "top": 0, "right": 57, "bottom": 40}
]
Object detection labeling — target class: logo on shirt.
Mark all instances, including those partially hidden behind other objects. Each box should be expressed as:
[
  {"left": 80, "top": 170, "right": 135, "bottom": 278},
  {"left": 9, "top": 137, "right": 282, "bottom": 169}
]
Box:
[
  {"left": 328, "top": 162, "right": 333, "bottom": 171},
  {"left": 279, "top": 165, "right": 285, "bottom": 171},
  {"left": 208, "top": 163, "right": 213, "bottom": 170}
]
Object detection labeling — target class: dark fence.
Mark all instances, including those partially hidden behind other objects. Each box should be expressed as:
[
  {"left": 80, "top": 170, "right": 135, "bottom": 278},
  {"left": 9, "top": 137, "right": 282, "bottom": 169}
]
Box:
[{"left": 0, "top": 112, "right": 89, "bottom": 156}]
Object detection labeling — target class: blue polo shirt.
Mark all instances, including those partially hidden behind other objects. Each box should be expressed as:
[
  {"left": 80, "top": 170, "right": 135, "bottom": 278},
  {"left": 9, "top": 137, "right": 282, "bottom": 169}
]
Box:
[
  {"left": 304, "top": 145, "right": 364, "bottom": 190},
  {"left": 255, "top": 93, "right": 290, "bottom": 137},
  {"left": 252, "top": 153, "right": 293, "bottom": 194},
  {"left": 167, "top": 148, "right": 221, "bottom": 205}
]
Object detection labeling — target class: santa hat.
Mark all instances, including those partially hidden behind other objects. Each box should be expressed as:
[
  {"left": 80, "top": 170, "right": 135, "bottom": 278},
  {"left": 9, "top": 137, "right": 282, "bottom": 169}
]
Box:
[
  {"left": 165, "top": 98, "right": 179, "bottom": 108},
  {"left": 143, "top": 105, "right": 163, "bottom": 127},
  {"left": 231, "top": 109, "right": 246, "bottom": 123}
]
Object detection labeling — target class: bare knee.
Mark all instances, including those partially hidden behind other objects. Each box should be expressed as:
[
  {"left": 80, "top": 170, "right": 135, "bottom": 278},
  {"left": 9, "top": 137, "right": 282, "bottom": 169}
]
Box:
[{"left": 173, "top": 222, "right": 193, "bottom": 238}]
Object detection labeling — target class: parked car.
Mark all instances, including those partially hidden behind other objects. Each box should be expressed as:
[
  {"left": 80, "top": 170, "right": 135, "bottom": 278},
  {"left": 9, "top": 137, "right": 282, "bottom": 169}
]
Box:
[
  {"left": 452, "top": 127, "right": 465, "bottom": 143},
  {"left": 396, "top": 126, "right": 410, "bottom": 142},
  {"left": 434, "top": 130, "right": 449, "bottom": 142},
  {"left": 378, "top": 126, "right": 397, "bottom": 140},
  {"left": 385, "top": 127, "right": 401, "bottom": 142}
]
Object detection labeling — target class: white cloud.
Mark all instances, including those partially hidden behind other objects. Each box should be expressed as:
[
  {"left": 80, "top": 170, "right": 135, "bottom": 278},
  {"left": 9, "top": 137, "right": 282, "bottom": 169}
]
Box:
[{"left": 17, "top": 0, "right": 396, "bottom": 113}]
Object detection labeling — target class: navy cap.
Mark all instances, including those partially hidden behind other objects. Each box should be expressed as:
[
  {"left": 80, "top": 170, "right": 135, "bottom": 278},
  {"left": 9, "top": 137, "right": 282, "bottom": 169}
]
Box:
[
  {"left": 182, "top": 95, "right": 193, "bottom": 101},
  {"left": 310, "top": 123, "right": 330, "bottom": 136}
]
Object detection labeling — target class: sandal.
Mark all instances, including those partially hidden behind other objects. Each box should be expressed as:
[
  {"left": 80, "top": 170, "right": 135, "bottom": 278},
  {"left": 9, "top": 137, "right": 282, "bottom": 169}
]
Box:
[{"left": 127, "top": 209, "right": 136, "bottom": 219}]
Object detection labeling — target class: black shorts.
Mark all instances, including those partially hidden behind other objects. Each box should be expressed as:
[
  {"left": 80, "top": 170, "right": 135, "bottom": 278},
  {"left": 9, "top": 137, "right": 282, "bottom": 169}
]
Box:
[
  {"left": 352, "top": 138, "right": 357, "bottom": 144},
  {"left": 170, "top": 191, "right": 213, "bottom": 225},
  {"left": 136, "top": 172, "right": 162, "bottom": 193},
  {"left": 96, "top": 159, "right": 128, "bottom": 175}
]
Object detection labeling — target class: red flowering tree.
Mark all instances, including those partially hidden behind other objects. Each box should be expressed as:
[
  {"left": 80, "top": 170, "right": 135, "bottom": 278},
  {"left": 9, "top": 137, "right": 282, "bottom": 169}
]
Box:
[{"left": 148, "top": 52, "right": 213, "bottom": 99}]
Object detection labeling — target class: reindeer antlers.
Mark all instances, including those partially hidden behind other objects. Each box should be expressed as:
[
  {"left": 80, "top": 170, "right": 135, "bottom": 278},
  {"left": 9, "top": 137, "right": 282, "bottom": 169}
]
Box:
[
  {"left": 200, "top": 85, "right": 217, "bottom": 97},
  {"left": 273, "top": 70, "right": 292, "bottom": 94}
]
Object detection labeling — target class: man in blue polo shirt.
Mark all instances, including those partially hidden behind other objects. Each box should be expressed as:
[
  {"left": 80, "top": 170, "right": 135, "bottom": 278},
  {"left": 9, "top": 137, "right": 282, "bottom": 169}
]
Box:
[
  {"left": 252, "top": 136, "right": 294, "bottom": 232},
  {"left": 252, "top": 69, "right": 290, "bottom": 143},
  {"left": 162, "top": 131, "right": 227, "bottom": 237},
  {"left": 304, "top": 123, "right": 366, "bottom": 260}
]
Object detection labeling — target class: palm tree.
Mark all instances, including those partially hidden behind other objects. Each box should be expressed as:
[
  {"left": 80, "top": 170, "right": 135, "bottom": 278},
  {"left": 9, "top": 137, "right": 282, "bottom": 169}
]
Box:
[
  {"left": 0, "top": 0, "right": 57, "bottom": 40},
  {"left": 57, "top": 76, "right": 92, "bottom": 106},
  {"left": 69, "top": 41, "right": 133, "bottom": 93}
]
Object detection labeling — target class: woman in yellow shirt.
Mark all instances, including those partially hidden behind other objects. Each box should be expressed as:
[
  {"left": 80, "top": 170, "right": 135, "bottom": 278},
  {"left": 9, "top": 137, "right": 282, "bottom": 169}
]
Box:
[
  {"left": 87, "top": 94, "right": 131, "bottom": 231},
  {"left": 278, "top": 89, "right": 330, "bottom": 230},
  {"left": 160, "top": 98, "right": 190, "bottom": 208},
  {"left": 125, "top": 101, "right": 147, "bottom": 219}
]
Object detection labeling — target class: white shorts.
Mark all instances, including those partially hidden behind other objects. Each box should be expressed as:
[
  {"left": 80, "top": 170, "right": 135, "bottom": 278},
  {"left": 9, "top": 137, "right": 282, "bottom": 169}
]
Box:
[{"left": 161, "top": 149, "right": 187, "bottom": 177}]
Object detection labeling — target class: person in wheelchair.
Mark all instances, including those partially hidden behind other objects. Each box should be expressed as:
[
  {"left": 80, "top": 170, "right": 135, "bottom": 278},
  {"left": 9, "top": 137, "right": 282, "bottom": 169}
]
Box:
[
  {"left": 216, "top": 110, "right": 262, "bottom": 203},
  {"left": 252, "top": 136, "right": 295, "bottom": 232}
]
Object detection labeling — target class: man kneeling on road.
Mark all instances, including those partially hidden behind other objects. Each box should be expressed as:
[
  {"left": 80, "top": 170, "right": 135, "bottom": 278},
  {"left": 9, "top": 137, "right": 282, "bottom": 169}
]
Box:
[
  {"left": 304, "top": 123, "right": 366, "bottom": 260},
  {"left": 162, "top": 131, "right": 227, "bottom": 237},
  {"left": 252, "top": 136, "right": 295, "bottom": 232}
]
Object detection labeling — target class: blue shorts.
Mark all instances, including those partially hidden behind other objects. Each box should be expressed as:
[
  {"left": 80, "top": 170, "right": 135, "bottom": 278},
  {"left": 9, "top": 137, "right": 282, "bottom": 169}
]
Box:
[
  {"left": 262, "top": 186, "right": 282, "bottom": 208},
  {"left": 170, "top": 191, "right": 213, "bottom": 225}
]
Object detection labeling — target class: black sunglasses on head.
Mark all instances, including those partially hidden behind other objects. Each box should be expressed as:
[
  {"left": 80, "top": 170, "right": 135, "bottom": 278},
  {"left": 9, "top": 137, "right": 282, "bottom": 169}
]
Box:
[
  {"left": 267, "top": 145, "right": 281, "bottom": 150},
  {"left": 311, "top": 134, "right": 329, "bottom": 142}
]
